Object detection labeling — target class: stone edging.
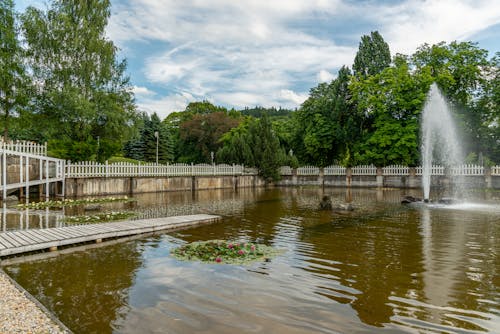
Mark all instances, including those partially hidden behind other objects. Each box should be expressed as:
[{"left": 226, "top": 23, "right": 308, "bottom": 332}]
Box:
[{"left": 0, "top": 267, "right": 72, "bottom": 333}]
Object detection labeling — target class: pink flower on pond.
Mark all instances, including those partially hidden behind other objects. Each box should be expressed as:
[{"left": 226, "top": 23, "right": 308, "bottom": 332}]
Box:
[
  {"left": 238, "top": 249, "right": 245, "bottom": 255},
  {"left": 250, "top": 245, "right": 256, "bottom": 251},
  {"left": 228, "top": 243, "right": 234, "bottom": 249},
  {"left": 215, "top": 257, "right": 222, "bottom": 263}
]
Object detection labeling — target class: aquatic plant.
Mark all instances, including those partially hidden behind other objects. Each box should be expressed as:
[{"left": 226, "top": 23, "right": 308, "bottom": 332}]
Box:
[
  {"left": 64, "top": 211, "right": 136, "bottom": 224},
  {"left": 171, "top": 240, "right": 282, "bottom": 264},
  {"left": 16, "top": 196, "right": 133, "bottom": 210}
]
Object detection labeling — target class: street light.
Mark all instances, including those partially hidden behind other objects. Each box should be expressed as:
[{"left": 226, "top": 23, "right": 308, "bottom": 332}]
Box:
[{"left": 154, "top": 131, "right": 159, "bottom": 164}]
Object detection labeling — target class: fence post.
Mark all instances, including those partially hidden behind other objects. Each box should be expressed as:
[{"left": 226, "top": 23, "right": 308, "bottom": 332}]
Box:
[
  {"left": 485, "top": 166, "right": 492, "bottom": 189},
  {"left": 105, "top": 160, "right": 109, "bottom": 178},
  {"left": 346, "top": 167, "right": 352, "bottom": 187},
  {"left": 376, "top": 167, "right": 383, "bottom": 188},
  {"left": 2, "top": 151, "right": 6, "bottom": 200}
]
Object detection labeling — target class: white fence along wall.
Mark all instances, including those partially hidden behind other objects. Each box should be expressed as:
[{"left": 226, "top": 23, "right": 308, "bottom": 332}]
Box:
[{"left": 65, "top": 161, "right": 250, "bottom": 178}]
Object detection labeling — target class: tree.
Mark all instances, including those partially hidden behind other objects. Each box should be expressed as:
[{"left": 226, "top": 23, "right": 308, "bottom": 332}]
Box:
[
  {"left": 216, "top": 118, "right": 255, "bottom": 166},
  {"left": 21, "top": 0, "right": 136, "bottom": 161},
  {"left": 252, "top": 113, "right": 286, "bottom": 181},
  {"left": 350, "top": 56, "right": 431, "bottom": 166},
  {"left": 353, "top": 31, "right": 391, "bottom": 78},
  {"left": 124, "top": 112, "right": 173, "bottom": 163},
  {"left": 411, "top": 41, "right": 491, "bottom": 158},
  {"left": 0, "top": 0, "right": 28, "bottom": 140},
  {"left": 291, "top": 66, "right": 358, "bottom": 166},
  {"left": 411, "top": 41, "right": 489, "bottom": 106},
  {"left": 178, "top": 112, "right": 240, "bottom": 163}
]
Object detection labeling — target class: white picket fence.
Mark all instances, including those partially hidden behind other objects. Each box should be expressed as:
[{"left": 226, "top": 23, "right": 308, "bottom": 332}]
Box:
[
  {"left": 382, "top": 165, "right": 409, "bottom": 175},
  {"left": 352, "top": 165, "right": 377, "bottom": 175},
  {"left": 0, "top": 139, "right": 47, "bottom": 156},
  {"left": 450, "top": 164, "right": 484, "bottom": 175},
  {"left": 324, "top": 165, "right": 346, "bottom": 175},
  {"left": 415, "top": 165, "right": 444, "bottom": 176},
  {"left": 491, "top": 166, "right": 500, "bottom": 175},
  {"left": 297, "top": 166, "right": 320, "bottom": 176},
  {"left": 277, "top": 164, "right": 497, "bottom": 176},
  {"left": 65, "top": 161, "right": 250, "bottom": 178}
]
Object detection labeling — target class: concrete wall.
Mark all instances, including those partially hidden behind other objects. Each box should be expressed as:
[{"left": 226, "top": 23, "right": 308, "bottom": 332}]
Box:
[{"left": 65, "top": 174, "right": 264, "bottom": 197}]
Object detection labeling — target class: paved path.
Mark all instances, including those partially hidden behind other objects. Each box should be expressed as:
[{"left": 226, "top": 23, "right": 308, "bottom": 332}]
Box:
[{"left": 0, "top": 214, "right": 220, "bottom": 257}]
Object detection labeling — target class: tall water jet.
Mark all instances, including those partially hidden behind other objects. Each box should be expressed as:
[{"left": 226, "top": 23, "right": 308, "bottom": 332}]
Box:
[{"left": 421, "top": 83, "right": 463, "bottom": 201}]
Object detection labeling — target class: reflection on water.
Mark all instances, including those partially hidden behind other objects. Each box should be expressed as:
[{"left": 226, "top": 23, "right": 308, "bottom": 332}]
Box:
[{"left": 3, "top": 188, "right": 500, "bottom": 333}]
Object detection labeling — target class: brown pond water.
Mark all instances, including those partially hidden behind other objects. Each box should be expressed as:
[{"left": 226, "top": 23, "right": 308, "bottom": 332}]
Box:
[{"left": 2, "top": 188, "right": 500, "bottom": 333}]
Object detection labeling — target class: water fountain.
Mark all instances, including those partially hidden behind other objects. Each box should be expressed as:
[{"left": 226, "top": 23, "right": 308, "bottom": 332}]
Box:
[{"left": 420, "top": 83, "right": 464, "bottom": 202}]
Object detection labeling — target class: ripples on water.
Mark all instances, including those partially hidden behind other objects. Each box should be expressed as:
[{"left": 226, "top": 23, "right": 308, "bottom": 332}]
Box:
[{"left": 3, "top": 188, "right": 500, "bottom": 333}]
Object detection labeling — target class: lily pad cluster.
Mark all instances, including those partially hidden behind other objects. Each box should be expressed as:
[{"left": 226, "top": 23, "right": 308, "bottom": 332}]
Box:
[
  {"left": 64, "top": 211, "right": 136, "bottom": 224},
  {"left": 171, "top": 240, "right": 282, "bottom": 264},
  {"left": 16, "top": 196, "right": 132, "bottom": 210}
]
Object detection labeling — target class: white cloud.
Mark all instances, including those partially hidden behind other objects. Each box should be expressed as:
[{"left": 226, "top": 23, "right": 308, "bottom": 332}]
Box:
[
  {"left": 371, "top": 0, "right": 500, "bottom": 55},
  {"left": 279, "top": 89, "right": 308, "bottom": 105},
  {"left": 132, "top": 86, "right": 156, "bottom": 97},
  {"left": 317, "top": 70, "right": 335, "bottom": 83},
  {"left": 136, "top": 92, "right": 195, "bottom": 119},
  {"left": 20, "top": 0, "right": 500, "bottom": 117}
]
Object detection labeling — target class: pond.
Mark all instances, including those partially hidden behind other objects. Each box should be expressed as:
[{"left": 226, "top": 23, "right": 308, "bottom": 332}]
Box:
[{"left": 2, "top": 187, "right": 500, "bottom": 333}]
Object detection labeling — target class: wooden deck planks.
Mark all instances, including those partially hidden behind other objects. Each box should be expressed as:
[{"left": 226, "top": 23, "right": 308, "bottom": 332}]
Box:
[{"left": 0, "top": 214, "right": 220, "bottom": 257}]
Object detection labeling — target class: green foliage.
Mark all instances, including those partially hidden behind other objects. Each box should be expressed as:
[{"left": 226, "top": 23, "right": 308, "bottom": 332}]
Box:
[
  {"left": 106, "top": 156, "right": 142, "bottom": 164},
  {"left": 20, "top": 0, "right": 136, "bottom": 160},
  {"left": 350, "top": 57, "right": 427, "bottom": 166},
  {"left": 16, "top": 196, "right": 131, "bottom": 209},
  {"left": 172, "top": 240, "right": 282, "bottom": 265},
  {"left": 411, "top": 41, "right": 492, "bottom": 160},
  {"left": 240, "top": 106, "right": 293, "bottom": 119},
  {"left": 0, "top": 0, "right": 29, "bottom": 140},
  {"left": 353, "top": 31, "right": 391, "bottom": 78},
  {"left": 179, "top": 111, "right": 241, "bottom": 163},
  {"left": 217, "top": 113, "right": 286, "bottom": 181},
  {"left": 64, "top": 211, "right": 136, "bottom": 224},
  {"left": 123, "top": 112, "right": 173, "bottom": 163},
  {"left": 292, "top": 66, "right": 359, "bottom": 166}
]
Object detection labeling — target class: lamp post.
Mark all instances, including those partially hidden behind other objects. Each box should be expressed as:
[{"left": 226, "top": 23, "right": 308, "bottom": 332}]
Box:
[{"left": 154, "top": 131, "right": 159, "bottom": 164}]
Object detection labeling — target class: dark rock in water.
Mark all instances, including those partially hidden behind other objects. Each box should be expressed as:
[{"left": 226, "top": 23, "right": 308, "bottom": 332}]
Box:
[
  {"left": 401, "top": 195, "right": 421, "bottom": 204},
  {"left": 319, "top": 196, "right": 332, "bottom": 210},
  {"left": 333, "top": 203, "right": 354, "bottom": 212},
  {"left": 438, "top": 198, "right": 457, "bottom": 205}
]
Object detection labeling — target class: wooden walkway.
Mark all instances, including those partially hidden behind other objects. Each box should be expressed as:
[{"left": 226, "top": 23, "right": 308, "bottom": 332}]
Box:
[{"left": 0, "top": 214, "right": 220, "bottom": 257}]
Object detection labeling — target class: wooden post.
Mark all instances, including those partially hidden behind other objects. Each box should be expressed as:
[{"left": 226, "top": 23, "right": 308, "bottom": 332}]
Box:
[
  {"left": 45, "top": 159, "right": 49, "bottom": 198},
  {"left": 2, "top": 151, "right": 6, "bottom": 200},
  {"left": 25, "top": 156, "right": 29, "bottom": 199}
]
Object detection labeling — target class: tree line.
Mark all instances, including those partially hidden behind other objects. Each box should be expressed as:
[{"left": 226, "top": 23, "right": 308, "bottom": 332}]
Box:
[{"left": 1, "top": 1, "right": 499, "bottom": 181}]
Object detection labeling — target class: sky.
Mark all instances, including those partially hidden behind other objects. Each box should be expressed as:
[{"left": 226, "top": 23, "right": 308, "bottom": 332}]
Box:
[{"left": 15, "top": 0, "right": 500, "bottom": 119}]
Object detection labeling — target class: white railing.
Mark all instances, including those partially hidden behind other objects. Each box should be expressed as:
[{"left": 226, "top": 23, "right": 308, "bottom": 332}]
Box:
[
  {"left": 297, "top": 166, "right": 320, "bottom": 176},
  {"left": 65, "top": 161, "right": 251, "bottom": 178},
  {"left": 352, "top": 165, "right": 377, "bottom": 175},
  {"left": 415, "top": 165, "right": 444, "bottom": 176},
  {"left": 450, "top": 164, "right": 484, "bottom": 176},
  {"left": 383, "top": 165, "right": 409, "bottom": 176},
  {"left": 324, "top": 165, "right": 346, "bottom": 175},
  {"left": 0, "top": 139, "right": 47, "bottom": 156},
  {"left": 280, "top": 166, "right": 293, "bottom": 176},
  {"left": 64, "top": 162, "right": 500, "bottom": 178},
  {"left": 491, "top": 166, "right": 500, "bottom": 175}
]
